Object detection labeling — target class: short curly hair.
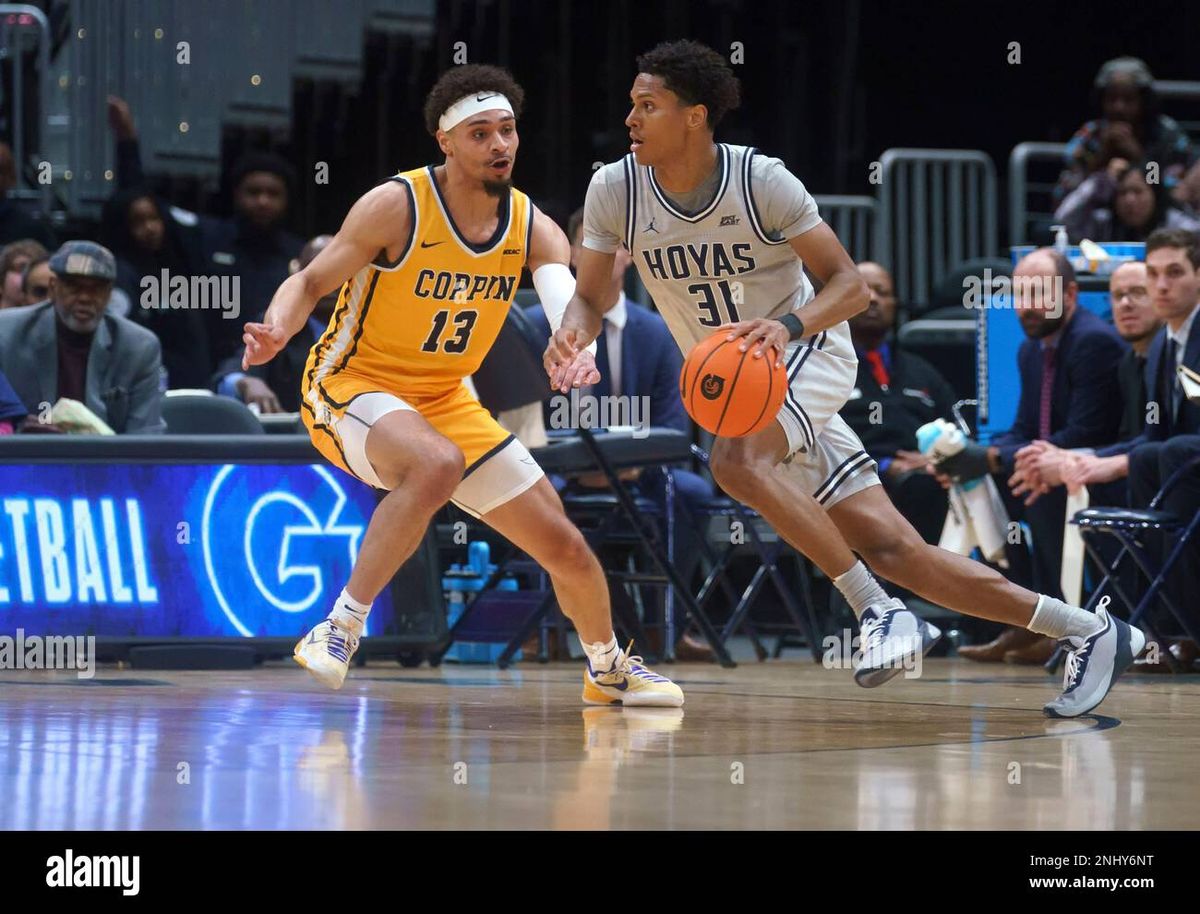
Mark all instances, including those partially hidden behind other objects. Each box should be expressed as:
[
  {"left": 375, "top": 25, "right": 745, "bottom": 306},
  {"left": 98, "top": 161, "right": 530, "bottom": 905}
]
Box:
[
  {"left": 423, "top": 64, "right": 526, "bottom": 136},
  {"left": 635, "top": 40, "right": 741, "bottom": 130}
]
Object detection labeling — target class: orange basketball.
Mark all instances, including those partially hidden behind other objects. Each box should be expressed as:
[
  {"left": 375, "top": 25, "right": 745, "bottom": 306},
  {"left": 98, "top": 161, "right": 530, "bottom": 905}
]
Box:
[{"left": 679, "top": 331, "right": 788, "bottom": 437}]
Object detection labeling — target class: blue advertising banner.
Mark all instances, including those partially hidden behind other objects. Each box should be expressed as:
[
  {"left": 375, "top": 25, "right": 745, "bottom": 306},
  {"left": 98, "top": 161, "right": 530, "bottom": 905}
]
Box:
[{"left": 0, "top": 462, "right": 395, "bottom": 638}]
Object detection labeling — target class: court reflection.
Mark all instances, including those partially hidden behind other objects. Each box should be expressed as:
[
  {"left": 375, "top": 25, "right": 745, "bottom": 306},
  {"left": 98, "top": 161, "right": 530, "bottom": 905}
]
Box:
[{"left": 0, "top": 663, "right": 1182, "bottom": 829}]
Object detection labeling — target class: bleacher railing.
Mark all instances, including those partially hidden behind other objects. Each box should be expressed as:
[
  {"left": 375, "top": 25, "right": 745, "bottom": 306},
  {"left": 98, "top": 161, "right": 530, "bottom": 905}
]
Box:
[
  {"left": 813, "top": 194, "right": 875, "bottom": 262},
  {"left": 1008, "top": 141, "right": 1067, "bottom": 249},
  {"left": 874, "top": 148, "right": 998, "bottom": 307},
  {"left": 0, "top": 3, "right": 52, "bottom": 212}
]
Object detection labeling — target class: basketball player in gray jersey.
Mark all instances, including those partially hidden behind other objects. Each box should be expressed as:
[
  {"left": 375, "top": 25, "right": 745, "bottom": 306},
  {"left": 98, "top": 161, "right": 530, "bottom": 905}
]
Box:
[{"left": 545, "top": 40, "right": 1144, "bottom": 718}]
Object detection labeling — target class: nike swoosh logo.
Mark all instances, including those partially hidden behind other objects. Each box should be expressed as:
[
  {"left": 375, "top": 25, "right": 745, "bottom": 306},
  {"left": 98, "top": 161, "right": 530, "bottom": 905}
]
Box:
[
  {"left": 475, "top": 93, "right": 499, "bottom": 102},
  {"left": 420, "top": 240, "right": 444, "bottom": 248},
  {"left": 601, "top": 676, "right": 629, "bottom": 691}
]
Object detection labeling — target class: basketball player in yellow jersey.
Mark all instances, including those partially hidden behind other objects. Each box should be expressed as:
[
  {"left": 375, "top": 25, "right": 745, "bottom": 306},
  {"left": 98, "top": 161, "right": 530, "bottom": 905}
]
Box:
[{"left": 240, "top": 65, "right": 681, "bottom": 706}]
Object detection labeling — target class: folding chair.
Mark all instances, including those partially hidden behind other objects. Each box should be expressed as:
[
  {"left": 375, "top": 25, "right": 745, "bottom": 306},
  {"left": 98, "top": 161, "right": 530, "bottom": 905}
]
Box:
[
  {"left": 551, "top": 425, "right": 736, "bottom": 667},
  {"left": 430, "top": 304, "right": 735, "bottom": 668},
  {"left": 1045, "top": 452, "right": 1200, "bottom": 675},
  {"left": 685, "top": 443, "right": 826, "bottom": 661}
]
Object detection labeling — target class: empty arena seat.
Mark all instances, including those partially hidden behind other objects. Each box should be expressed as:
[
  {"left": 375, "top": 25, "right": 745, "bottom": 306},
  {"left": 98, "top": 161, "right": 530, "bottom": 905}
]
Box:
[{"left": 162, "top": 394, "right": 265, "bottom": 435}]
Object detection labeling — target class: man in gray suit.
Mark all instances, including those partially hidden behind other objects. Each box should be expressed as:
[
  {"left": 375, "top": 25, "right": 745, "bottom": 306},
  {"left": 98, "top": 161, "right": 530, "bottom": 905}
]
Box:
[{"left": 0, "top": 241, "right": 165, "bottom": 434}]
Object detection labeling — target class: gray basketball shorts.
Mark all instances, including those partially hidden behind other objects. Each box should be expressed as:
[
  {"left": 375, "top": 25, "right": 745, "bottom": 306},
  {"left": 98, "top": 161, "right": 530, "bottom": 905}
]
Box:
[{"left": 774, "top": 333, "right": 880, "bottom": 509}]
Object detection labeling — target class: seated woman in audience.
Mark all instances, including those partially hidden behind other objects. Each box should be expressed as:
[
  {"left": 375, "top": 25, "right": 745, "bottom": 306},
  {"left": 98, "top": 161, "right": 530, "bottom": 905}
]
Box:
[
  {"left": 1055, "top": 57, "right": 1198, "bottom": 209},
  {"left": 0, "top": 238, "right": 49, "bottom": 309},
  {"left": 101, "top": 187, "right": 213, "bottom": 388},
  {"left": 1054, "top": 157, "right": 1200, "bottom": 243}
]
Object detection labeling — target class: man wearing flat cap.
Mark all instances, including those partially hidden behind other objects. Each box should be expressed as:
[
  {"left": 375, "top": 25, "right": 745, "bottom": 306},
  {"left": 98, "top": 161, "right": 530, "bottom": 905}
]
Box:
[{"left": 0, "top": 240, "right": 166, "bottom": 433}]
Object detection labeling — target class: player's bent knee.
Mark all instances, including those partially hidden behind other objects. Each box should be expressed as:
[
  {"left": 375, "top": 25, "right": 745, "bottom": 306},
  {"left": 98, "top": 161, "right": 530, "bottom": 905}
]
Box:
[
  {"left": 415, "top": 441, "right": 466, "bottom": 502},
  {"left": 710, "top": 450, "right": 770, "bottom": 504},
  {"left": 367, "top": 428, "right": 463, "bottom": 497},
  {"left": 861, "top": 530, "right": 926, "bottom": 582},
  {"left": 543, "top": 525, "right": 599, "bottom": 579}
]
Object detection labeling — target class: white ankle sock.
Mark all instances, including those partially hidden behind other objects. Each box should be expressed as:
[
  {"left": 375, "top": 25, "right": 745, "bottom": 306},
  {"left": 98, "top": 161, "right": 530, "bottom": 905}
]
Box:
[
  {"left": 1027, "top": 594, "right": 1103, "bottom": 641},
  {"left": 833, "top": 561, "right": 892, "bottom": 620},
  {"left": 580, "top": 634, "right": 621, "bottom": 673},
  {"left": 329, "top": 587, "right": 371, "bottom": 636}
]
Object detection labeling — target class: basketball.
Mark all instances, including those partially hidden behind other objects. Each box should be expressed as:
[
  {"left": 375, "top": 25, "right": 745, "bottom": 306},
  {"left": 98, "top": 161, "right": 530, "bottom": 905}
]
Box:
[{"left": 679, "top": 330, "right": 788, "bottom": 437}]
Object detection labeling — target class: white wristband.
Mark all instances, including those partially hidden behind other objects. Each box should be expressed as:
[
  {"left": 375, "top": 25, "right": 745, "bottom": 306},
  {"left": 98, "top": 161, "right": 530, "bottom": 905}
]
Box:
[{"left": 532, "top": 263, "right": 597, "bottom": 356}]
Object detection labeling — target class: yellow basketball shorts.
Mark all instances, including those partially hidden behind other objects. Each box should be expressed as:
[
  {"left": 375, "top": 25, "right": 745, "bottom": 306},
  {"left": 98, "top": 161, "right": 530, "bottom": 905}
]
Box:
[{"left": 301, "top": 372, "right": 544, "bottom": 517}]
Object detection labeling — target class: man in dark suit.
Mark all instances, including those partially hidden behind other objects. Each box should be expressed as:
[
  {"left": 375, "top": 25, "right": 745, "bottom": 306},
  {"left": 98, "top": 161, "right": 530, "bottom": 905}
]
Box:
[
  {"left": 1011, "top": 260, "right": 1159, "bottom": 502},
  {"left": 938, "top": 248, "right": 1127, "bottom": 661},
  {"left": 526, "top": 208, "right": 714, "bottom": 658},
  {"left": 214, "top": 234, "right": 333, "bottom": 412},
  {"left": 1065, "top": 230, "right": 1200, "bottom": 490},
  {"left": 1072, "top": 231, "right": 1200, "bottom": 666},
  {"left": 526, "top": 216, "right": 689, "bottom": 436},
  {"left": 843, "top": 262, "right": 957, "bottom": 545},
  {"left": 0, "top": 241, "right": 165, "bottom": 434}
]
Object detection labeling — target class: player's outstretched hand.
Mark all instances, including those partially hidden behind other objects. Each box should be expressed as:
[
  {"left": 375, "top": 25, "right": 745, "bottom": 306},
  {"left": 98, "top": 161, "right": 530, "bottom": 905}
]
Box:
[
  {"left": 718, "top": 318, "right": 788, "bottom": 367},
  {"left": 544, "top": 328, "right": 601, "bottom": 392},
  {"left": 545, "top": 327, "right": 579, "bottom": 373},
  {"left": 242, "top": 322, "right": 289, "bottom": 370},
  {"left": 551, "top": 349, "right": 600, "bottom": 394}
]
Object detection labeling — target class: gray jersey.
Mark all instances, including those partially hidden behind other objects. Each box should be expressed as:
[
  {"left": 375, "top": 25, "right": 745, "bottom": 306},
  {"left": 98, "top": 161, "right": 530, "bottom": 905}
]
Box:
[{"left": 582, "top": 143, "right": 855, "bottom": 367}]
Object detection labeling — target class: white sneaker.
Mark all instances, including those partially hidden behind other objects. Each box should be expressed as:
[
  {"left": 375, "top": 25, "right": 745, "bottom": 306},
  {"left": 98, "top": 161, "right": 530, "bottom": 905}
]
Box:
[
  {"left": 854, "top": 598, "right": 942, "bottom": 688},
  {"left": 294, "top": 619, "right": 361, "bottom": 690},
  {"left": 1044, "top": 599, "right": 1145, "bottom": 718}
]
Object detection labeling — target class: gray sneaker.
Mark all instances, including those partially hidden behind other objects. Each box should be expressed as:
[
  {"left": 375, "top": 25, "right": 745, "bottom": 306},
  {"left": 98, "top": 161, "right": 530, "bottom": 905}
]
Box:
[
  {"left": 1043, "top": 600, "right": 1146, "bottom": 718},
  {"left": 854, "top": 598, "right": 942, "bottom": 688}
]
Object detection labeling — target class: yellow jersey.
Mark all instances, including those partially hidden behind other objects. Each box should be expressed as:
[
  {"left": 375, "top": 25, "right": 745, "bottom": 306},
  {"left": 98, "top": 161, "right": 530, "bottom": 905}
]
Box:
[{"left": 304, "top": 165, "right": 532, "bottom": 399}]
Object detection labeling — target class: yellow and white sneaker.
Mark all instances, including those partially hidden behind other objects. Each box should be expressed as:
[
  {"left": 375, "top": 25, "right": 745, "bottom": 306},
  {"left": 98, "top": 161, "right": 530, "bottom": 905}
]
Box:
[
  {"left": 294, "top": 619, "right": 360, "bottom": 690},
  {"left": 582, "top": 650, "right": 684, "bottom": 707}
]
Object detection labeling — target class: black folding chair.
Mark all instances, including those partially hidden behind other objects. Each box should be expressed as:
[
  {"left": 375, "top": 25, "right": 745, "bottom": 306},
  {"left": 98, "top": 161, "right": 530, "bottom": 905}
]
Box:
[
  {"left": 430, "top": 304, "right": 734, "bottom": 668},
  {"left": 684, "top": 443, "right": 825, "bottom": 661},
  {"left": 1045, "top": 452, "right": 1200, "bottom": 675}
]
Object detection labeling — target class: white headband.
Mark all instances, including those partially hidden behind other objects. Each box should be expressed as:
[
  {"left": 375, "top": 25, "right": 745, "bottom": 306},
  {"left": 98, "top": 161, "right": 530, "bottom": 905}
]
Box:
[{"left": 438, "top": 92, "right": 514, "bottom": 133}]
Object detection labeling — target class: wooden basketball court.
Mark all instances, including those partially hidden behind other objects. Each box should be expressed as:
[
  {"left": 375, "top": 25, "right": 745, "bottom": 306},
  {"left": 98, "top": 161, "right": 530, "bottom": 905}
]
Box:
[{"left": 0, "top": 659, "right": 1194, "bottom": 829}]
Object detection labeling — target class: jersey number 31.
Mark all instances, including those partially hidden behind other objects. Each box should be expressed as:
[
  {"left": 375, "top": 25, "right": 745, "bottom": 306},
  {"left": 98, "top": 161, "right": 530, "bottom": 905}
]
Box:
[{"left": 689, "top": 280, "right": 741, "bottom": 327}]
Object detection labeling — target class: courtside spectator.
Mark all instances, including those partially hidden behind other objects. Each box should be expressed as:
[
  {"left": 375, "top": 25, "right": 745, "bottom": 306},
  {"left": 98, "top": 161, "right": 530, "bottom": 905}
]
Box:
[
  {"left": 1065, "top": 231, "right": 1200, "bottom": 487},
  {"left": 1, "top": 239, "right": 48, "bottom": 309},
  {"left": 101, "top": 187, "right": 213, "bottom": 388},
  {"left": 106, "top": 96, "right": 302, "bottom": 372},
  {"left": 21, "top": 256, "right": 51, "bottom": 306},
  {"left": 1054, "top": 57, "right": 1198, "bottom": 208},
  {"left": 843, "top": 261, "right": 956, "bottom": 545},
  {"left": 1025, "top": 262, "right": 1160, "bottom": 500},
  {"left": 1055, "top": 157, "right": 1200, "bottom": 243},
  {"left": 213, "top": 234, "right": 335, "bottom": 413},
  {"left": 0, "top": 241, "right": 165, "bottom": 434},
  {"left": 938, "top": 249, "right": 1127, "bottom": 662}
]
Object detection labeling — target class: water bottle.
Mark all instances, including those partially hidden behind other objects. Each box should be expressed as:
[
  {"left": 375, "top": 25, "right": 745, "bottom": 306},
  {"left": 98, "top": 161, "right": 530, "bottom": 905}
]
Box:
[
  {"left": 917, "top": 419, "right": 982, "bottom": 492},
  {"left": 1050, "top": 224, "right": 1069, "bottom": 256}
]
